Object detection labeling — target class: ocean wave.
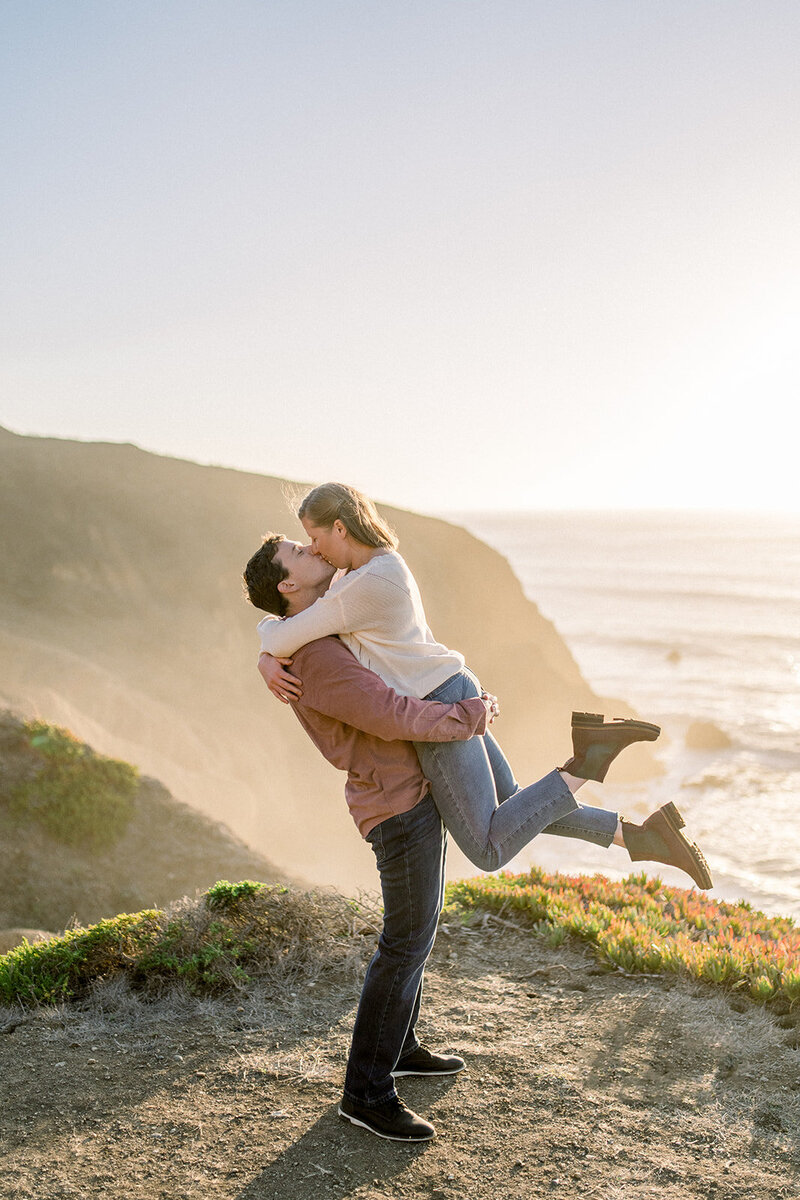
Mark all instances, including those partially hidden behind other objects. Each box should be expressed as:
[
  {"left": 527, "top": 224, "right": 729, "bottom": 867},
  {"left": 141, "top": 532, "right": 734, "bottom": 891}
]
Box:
[
  {"left": 462, "top": 510, "right": 800, "bottom": 918},
  {"left": 529, "top": 580, "right": 800, "bottom": 607},
  {"left": 564, "top": 631, "right": 800, "bottom": 659}
]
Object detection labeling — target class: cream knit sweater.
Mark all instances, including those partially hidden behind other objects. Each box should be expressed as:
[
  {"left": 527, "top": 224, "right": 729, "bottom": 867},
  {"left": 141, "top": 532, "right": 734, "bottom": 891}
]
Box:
[{"left": 257, "top": 551, "right": 464, "bottom": 699}]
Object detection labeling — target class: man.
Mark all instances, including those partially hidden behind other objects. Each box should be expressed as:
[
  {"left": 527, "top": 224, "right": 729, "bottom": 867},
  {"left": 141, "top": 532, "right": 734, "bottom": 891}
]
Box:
[{"left": 244, "top": 534, "right": 493, "bottom": 1142}]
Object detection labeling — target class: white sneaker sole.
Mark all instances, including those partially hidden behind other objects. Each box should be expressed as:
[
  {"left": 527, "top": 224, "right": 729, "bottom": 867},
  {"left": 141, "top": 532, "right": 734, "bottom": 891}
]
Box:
[{"left": 390, "top": 1064, "right": 466, "bottom": 1077}]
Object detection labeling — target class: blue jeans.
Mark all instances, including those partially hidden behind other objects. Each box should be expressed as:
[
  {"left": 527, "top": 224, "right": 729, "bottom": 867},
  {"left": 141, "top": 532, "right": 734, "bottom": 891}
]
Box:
[
  {"left": 343, "top": 793, "right": 445, "bottom": 1107},
  {"left": 414, "top": 669, "right": 619, "bottom": 871}
]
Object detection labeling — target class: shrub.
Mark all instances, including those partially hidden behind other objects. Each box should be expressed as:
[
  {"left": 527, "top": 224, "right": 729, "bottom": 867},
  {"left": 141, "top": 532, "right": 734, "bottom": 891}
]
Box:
[
  {"left": 0, "top": 911, "right": 162, "bottom": 1005},
  {"left": 0, "top": 882, "right": 377, "bottom": 1005},
  {"left": 10, "top": 720, "right": 138, "bottom": 850}
]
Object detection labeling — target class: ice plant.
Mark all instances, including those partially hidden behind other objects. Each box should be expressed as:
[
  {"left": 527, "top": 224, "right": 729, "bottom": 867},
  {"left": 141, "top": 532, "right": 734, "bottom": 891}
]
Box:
[{"left": 444, "top": 867, "right": 799, "bottom": 1009}]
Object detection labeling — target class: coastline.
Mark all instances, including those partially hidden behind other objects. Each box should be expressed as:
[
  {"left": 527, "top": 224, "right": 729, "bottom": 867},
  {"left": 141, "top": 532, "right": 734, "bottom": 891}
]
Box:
[{"left": 449, "top": 508, "right": 800, "bottom": 921}]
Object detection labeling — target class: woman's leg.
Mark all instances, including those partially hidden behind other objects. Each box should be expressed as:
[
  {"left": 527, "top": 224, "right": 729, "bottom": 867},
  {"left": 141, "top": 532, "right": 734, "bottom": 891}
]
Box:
[
  {"left": 482, "top": 725, "right": 519, "bottom": 803},
  {"left": 416, "top": 670, "right": 622, "bottom": 869},
  {"left": 414, "top": 671, "right": 572, "bottom": 870},
  {"left": 542, "top": 803, "right": 618, "bottom": 847}
]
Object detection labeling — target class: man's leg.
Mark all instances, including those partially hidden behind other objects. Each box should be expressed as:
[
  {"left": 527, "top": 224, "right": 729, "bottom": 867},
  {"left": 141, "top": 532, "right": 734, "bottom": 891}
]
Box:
[
  {"left": 342, "top": 793, "right": 445, "bottom": 1113},
  {"left": 389, "top": 834, "right": 465, "bottom": 1079}
]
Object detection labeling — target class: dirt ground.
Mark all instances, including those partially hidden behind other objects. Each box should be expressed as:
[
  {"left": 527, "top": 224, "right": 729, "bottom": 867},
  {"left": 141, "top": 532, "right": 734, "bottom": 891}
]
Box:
[{"left": 2, "top": 920, "right": 799, "bottom": 1200}]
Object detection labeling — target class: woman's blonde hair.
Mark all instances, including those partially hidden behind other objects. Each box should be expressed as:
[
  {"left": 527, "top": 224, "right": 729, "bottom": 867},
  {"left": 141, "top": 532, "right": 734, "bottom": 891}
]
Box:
[{"left": 298, "top": 482, "right": 398, "bottom": 550}]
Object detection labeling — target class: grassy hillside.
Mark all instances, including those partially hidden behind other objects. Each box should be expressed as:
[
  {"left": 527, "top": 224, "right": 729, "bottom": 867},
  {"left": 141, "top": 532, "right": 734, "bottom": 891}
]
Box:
[
  {"left": 0, "top": 880, "right": 376, "bottom": 1006},
  {"left": 4, "top": 909, "right": 797, "bottom": 1200},
  {"left": 2, "top": 867, "right": 798, "bottom": 1198},
  {"left": 0, "top": 712, "right": 286, "bottom": 932}
]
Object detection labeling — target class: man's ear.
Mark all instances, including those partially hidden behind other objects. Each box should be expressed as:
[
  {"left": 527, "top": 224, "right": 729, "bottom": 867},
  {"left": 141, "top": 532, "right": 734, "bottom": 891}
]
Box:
[{"left": 277, "top": 579, "right": 296, "bottom": 594}]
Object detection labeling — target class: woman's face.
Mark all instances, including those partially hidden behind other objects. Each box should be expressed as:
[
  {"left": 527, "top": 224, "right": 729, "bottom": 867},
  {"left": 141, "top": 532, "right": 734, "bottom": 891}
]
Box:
[{"left": 301, "top": 516, "right": 351, "bottom": 569}]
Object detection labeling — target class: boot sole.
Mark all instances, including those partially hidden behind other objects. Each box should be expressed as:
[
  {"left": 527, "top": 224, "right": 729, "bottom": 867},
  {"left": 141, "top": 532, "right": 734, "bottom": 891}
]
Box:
[
  {"left": 658, "top": 802, "right": 713, "bottom": 889},
  {"left": 660, "top": 800, "right": 686, "bottom": 831},
  {"left": 337, "top": 1105, "right": 435, "bottom": 1141},
  {"left": 572, "top": 711, "right": 661, "bottom": 740}
]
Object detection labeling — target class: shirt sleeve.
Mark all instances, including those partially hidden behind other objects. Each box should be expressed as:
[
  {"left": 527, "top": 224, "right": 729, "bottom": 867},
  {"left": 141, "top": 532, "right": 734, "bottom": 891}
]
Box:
[
  {"left": 295, "top": 641, "right": 488, "bottom": 742},
  {"left": 257, "top": 569, "right": 397, "bottom": 657}
]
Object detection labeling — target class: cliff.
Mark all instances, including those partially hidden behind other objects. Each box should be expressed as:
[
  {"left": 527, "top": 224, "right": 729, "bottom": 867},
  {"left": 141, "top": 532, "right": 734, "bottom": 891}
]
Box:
[{"left": 0, "top": 426, "right": 652, "bottom": 889}]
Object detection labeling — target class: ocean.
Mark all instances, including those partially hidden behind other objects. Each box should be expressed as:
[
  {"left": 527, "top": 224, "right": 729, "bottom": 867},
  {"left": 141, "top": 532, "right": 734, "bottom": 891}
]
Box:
[{"left": 452, "top": 510, "right": 800, "bottom": 920}]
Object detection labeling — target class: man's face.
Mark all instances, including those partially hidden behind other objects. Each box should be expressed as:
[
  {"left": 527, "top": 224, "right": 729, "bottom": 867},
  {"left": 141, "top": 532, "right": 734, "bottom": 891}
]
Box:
[{"left": 274, "top": 539, "right": 336, "bottom": 593}]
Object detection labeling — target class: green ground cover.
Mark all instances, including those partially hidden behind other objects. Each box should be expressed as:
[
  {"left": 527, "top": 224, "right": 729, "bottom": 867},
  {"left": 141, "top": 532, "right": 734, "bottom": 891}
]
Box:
[
  {"left": 445, "top": 867, "right": 800, "bottom": 1008},
  {"left": 2, "top": 871, "right": 798, "bottom": 1012},
  {"left": 0, "top": 881, "right": 376, "bottom": 1006}
]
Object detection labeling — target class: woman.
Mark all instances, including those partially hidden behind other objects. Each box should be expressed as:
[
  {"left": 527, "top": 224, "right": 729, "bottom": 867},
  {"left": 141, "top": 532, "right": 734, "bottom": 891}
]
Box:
[{"left": 257, "top": 483, "right": 711, "bottom": 886}]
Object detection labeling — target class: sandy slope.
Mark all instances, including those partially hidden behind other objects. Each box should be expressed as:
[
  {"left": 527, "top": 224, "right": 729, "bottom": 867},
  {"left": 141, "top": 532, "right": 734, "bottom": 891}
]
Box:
[
  {"left": 1, "top": 922, "right": 797, "bottom": 1200},
  {"left": 0, "top": 426, "right": 657, "bottom": 894}
]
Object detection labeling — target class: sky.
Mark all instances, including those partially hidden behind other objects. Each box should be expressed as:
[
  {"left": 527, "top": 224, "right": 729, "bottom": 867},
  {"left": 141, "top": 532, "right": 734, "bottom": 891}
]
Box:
[{"left": 2, "top": 1, "right": 799, "bottom": 513}]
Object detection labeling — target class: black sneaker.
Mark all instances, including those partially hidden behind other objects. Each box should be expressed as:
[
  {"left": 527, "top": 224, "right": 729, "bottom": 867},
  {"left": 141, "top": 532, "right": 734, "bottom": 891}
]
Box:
[
  {"left": 338, "top": 1095, "right": 435, "bottom": 1142},
  {"left": 391, "top": 1045, "right": 466, "bottom": 1078}
]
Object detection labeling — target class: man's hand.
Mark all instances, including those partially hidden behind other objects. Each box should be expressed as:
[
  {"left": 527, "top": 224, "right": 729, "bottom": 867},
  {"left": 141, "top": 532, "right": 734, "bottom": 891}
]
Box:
[
  {"left": 258, "top": 652, "right": 303, "bottom": 704},
  {"left": 481, "top": 691, "right": 500, "bottom": 725}
]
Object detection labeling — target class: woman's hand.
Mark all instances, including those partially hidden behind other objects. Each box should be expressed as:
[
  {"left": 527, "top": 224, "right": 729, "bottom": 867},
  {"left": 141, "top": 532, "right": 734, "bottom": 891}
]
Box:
[
  {"left": 258, "top": 652, "right": 303, "bottom": 704},
  {"left": 481, "top": 691, "right": 500, "bottom": 725}
]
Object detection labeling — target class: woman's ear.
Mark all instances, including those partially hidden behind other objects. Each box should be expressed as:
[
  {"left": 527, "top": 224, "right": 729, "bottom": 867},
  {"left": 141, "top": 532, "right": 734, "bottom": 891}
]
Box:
[{"left": 332, "top": 519, "right": 348, "bottom": 538}]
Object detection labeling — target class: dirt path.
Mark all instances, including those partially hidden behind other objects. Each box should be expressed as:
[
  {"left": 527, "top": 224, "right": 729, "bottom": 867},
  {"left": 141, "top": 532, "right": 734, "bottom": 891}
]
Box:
[{"left": 2, "top": 922, "right": 798, "bottom": 1200}]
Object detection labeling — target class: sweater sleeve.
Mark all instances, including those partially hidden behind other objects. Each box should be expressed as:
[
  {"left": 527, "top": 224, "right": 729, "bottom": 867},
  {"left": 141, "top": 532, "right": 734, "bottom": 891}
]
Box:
[
  {"left": 295, "top": 641, "right": 488, "bottom": 742},
  {"left": 257, "top": 570, "right": 396, "bottom": 658},
  {"left": 258, "top": 590, "right": 347, "bottom": 657}
]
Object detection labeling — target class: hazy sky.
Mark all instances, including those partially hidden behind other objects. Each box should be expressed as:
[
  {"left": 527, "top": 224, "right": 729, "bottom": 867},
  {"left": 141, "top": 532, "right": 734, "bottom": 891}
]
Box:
[{"left": 3, "top": 1, "right": 798, "bottom": 512}]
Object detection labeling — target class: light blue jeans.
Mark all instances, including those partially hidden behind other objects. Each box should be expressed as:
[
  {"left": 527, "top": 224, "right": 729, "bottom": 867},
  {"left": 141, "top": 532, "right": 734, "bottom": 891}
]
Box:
[{"left": 414, "top": 669, "right": 619, "bottom": 872}]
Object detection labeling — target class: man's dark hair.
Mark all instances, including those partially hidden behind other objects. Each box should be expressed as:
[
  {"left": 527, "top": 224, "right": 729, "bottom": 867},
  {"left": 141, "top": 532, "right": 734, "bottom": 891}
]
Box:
[{"left": 243, "top": 534, "right": 289, "bottom": 616}]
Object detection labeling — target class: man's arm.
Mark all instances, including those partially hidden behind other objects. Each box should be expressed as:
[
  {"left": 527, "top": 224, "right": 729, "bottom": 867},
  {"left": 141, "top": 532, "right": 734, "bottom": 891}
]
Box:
[{"left": 292, "top": 639, "right": 489, "bottom": 743}]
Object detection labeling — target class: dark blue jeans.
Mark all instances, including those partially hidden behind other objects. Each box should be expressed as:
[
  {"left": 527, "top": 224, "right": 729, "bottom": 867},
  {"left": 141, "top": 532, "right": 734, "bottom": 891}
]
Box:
[{"left": 343, "top": 792, "right": 446, "bottom": 1107}]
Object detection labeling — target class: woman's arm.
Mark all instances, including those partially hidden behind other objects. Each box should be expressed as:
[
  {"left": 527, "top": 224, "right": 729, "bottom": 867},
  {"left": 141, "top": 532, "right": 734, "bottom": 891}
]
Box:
[
  {"left": 257, "top": 591, "right": 347, "bottom": 657},
  {"left": 257, "top": 570, "right": 393, "bottom": 657},
  {"left": 258, "top": 653, "right": 302, "bottom": 703}
]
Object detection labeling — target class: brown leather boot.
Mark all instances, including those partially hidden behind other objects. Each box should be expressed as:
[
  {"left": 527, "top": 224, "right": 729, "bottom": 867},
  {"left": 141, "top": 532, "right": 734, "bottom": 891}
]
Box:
[
  {"left": 561, "top": 711, "right": 661, "bottom": 782},
  {"left": 622, "top": 802, "right": 713, "bottom": 889}
]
